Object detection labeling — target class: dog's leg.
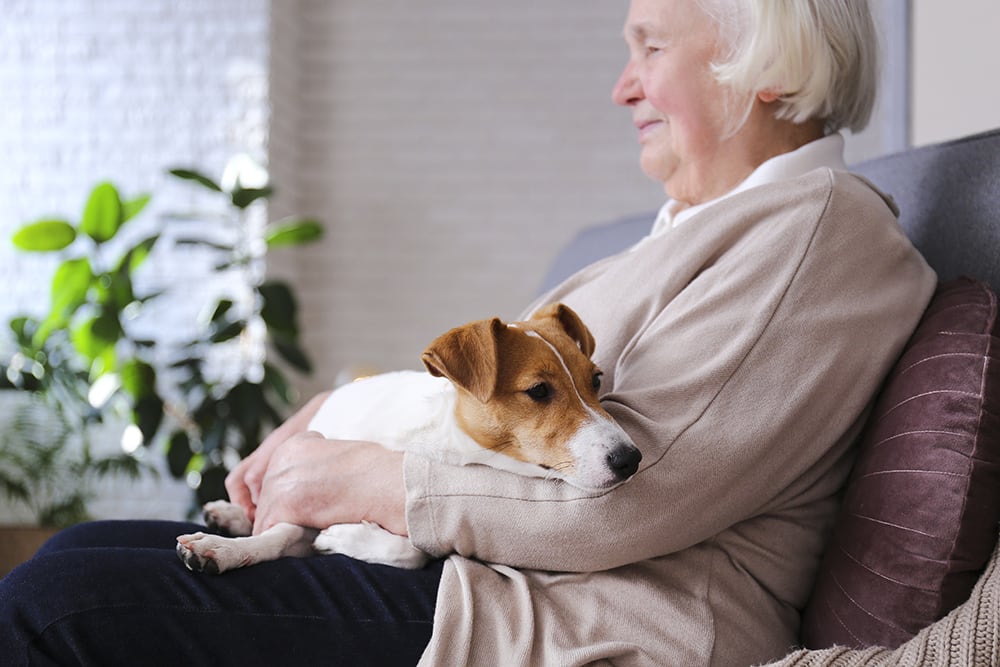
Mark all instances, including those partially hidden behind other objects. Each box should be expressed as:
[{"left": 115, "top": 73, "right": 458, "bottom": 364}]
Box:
[
  {"left": 313, "top": 521, "right": 430, "bottom": 569},
  {"left": 176, "top": 523, "right": 319, "bottom": 574},
  {"left": 202, "top": 500, "right": 253, "bottom": 537}
]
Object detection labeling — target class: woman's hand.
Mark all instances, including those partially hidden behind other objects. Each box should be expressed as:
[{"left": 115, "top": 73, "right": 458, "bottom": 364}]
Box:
[
  {"left": 252, "top": 433, "right": 408, "bottom": 537},
  {"left": 224, "top": 391, "right": 331, "bottom": 522}
]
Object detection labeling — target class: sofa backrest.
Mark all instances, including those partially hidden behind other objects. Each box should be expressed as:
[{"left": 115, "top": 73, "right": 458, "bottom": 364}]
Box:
[{"left": 854, "top": 128, "right": 1000, "bottom": 289}]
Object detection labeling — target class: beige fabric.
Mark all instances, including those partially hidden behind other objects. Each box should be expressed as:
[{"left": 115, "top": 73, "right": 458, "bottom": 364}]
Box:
[
  {"left": 762, "top": 534, "right": 1000, "bottom": 667},
  {"left": 406, "top": 169, "right": 938, "bottom": 666}
]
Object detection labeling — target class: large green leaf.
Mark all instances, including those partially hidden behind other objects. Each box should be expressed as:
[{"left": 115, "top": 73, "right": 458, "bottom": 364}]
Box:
[
  {"left": 259, "top": 281, "right": 298, "bottom": 337},
  {"left": 210, "top": 320, "right": 246, "bottom": 344},
  {"left": 210, "top": 299, "right": 235, "bottom": 324},
  {"left": 120, "top": 359, "right": 156, "bottom": 399},
  {"left": 50, "top": 258, "right": 94, "bottom": 314},
  {"left": 9, "top": 317, "right": 32, "bottom": 342},
  {"left": 166, "top": 431, "right": 194, "bottom": 479},
  {"left": 272, "top": 337, "right": 312, "bottom": 374},
  {"left": 169, "top": 168, "right": 223, "bottom": 192},
  {"left": 32, "top": 258, "right": 95, "bottom": 347},
  {"left": 231, "top": 186, "right": 273, "bottom": 210},
  {"left": 122, "top": 193, "right": 152, "bottom": 223},
  {"left": 225, "top": 381, "right": 265, "bottom": 448},
  {"left": 185, "top": 453, "right": 206, "bottom": 477},
  {"left": 174, "top": 238, "right": 234, "bottom": 253},
  {"left": 200, "top": 418, "right": 226, "bottom": 456},
  {"left": 116, "top": 234, "right": 160, "bottom": 274},
  {"left": 265, "top": 218, "right": 323, "bottom": 248},
  {"left": 11, "top": 219, "right": 77, "bottom": 251},
  {"left": 71, "top": 309, "right": 122, "bottom": 364},
  {"left": 81, "top": 182, "right": 123, "bottom": 244},
  {"left": 107, "top": 269, "right": 136, "bottom": 312},
  {"left": 132, "top": 394, "right": 165, "bottom": 444},
  {"left": 195, "top": 465, "right": 229, "bottom": 505},
  {"left": 85, "top": 265, "right": 135, "bottom": 318},
  {"left": 263, "top": 362, "right": 293, "bottom": 405}
]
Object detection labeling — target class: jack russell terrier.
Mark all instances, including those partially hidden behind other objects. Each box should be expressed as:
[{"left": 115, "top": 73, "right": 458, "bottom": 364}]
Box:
[{"left": 176, "top": 302, "right": 640, "bottom": 573}]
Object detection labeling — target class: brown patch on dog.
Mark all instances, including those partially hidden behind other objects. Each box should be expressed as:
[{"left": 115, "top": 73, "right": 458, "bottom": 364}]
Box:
[{"left": 421, "top": 303, "right": 610, "bottom": 472}]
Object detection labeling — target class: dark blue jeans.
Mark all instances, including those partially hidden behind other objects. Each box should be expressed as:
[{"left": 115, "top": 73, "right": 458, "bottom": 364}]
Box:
[{"left": 0, "top": 520, "right": 442, "bottom": 666}]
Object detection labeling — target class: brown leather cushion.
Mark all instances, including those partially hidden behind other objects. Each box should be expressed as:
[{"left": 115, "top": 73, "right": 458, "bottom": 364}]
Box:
[{"left": 802, "top": 277, "right": 1000, "bottom": 648}]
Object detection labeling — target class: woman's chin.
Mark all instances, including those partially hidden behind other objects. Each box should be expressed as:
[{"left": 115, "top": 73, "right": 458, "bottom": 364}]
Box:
[{"left": 639, "top": 152, "right": 678, "bottom": 190}]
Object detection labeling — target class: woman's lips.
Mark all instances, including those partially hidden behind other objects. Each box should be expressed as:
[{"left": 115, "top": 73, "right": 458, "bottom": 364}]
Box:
[{"left": 636, "top": 119, "right": 663, "bottom": 142}]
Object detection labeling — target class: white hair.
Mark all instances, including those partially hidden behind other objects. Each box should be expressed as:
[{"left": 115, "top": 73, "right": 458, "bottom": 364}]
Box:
[{"left": 696, "top": 0, "right": 880, "bottom": 135}]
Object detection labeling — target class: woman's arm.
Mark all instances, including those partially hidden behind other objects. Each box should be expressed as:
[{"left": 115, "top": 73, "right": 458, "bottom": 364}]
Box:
[{"left": 407, "top": 174, "right": 936, "bottom": 572}]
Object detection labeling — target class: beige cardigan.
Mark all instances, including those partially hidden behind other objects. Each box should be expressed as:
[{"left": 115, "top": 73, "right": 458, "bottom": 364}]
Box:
[{"left": 405, "top": 169, "right": 937, "bottom": 666}]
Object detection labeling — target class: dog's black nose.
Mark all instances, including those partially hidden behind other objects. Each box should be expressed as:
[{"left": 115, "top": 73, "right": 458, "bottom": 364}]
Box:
[{"left": 606, "top": 445, "right": 641, "bottom": 480}]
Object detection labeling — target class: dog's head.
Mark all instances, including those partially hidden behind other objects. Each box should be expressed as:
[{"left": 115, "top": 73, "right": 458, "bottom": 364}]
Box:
[{"left": 421, "top": 302, "right": 641, "bottom": 490}]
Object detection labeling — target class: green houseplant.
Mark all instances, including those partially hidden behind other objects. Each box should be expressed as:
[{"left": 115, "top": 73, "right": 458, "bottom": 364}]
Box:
[
  {"left": 0, "top": 387, "right": 148, "bottom": 528},
  {"left": 0, "top": 181, "right": 156, "bottom": 554},
  {"left": 1, "top": 162, "right": 323, "bottom": 521},
  {"left": 160, "top": 160, "right": 323, "bottom": 505}
]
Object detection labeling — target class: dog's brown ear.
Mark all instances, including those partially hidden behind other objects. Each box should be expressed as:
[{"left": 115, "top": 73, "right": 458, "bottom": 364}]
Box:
[
  {"left": 531, "top": 302, "right": 596, "bottom": 358},
  {"left": 421, "top": 318, "right": 503, "bottom": 403}
]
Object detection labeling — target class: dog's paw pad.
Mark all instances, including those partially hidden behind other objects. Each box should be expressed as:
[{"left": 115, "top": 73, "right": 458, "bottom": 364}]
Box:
[{"left": 176, "top": 533, "right": 223, "bottom": 574}]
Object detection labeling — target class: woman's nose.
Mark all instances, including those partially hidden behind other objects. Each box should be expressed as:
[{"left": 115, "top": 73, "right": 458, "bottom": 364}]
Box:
[{"left": 611, "top": 60, "right": 642, "bottom": 106}]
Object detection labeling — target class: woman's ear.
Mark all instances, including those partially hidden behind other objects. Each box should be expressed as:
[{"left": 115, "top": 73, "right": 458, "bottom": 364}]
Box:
[{"left": 757, "top": 89, "right": 781, "bottom": 104}]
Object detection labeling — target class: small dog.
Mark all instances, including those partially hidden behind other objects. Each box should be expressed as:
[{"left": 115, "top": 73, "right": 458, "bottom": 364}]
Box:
[{"left": 176, "top": 303, "right": 640, "bottom": 573}]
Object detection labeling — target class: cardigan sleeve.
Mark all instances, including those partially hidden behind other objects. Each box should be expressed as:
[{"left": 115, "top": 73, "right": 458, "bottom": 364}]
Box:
[{"left": 405, "top": 171, "right": 936, "bottom": 573}]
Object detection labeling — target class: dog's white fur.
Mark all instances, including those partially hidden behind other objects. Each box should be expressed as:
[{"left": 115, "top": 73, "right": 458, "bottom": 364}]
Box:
[{"left": 176, "top": 304, "right": 639, "bottom": 574}]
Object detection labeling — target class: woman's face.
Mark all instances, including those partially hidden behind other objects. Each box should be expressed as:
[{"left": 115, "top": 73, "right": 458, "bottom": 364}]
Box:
[{"left": 612, "top": 0, "right": 736, "bottom": 206}]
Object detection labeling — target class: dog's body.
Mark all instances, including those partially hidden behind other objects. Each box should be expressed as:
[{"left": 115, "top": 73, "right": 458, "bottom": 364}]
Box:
[{"left": 176, "top": 303, "right": 640, "bottom": 574}]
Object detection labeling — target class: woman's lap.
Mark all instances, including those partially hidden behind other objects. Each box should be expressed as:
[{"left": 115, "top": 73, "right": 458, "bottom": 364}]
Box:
[{"left": 0, "top": 520, "right": 442, "bottom": 666}]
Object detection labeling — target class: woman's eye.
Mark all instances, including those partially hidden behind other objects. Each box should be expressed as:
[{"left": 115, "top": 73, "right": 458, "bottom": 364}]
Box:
[
  {"left": 592, "top": 372, "right": 603, "bottom": 391},
  {"left": 525, "top": 383, "right": 551, "bottom": 401}
]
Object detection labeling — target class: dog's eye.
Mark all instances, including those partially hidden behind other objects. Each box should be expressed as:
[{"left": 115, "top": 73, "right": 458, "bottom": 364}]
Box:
[
  {"left": 525, "top": 383, "right": 551, "bottom": 401},
  {"left": 592, "top": 372, "right": 603, "bottom": 391}
]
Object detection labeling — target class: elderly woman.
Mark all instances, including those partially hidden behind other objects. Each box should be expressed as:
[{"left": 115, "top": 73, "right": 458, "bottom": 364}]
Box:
[{"left": 1, "top": 1, "right": 934, "bottom": 665}]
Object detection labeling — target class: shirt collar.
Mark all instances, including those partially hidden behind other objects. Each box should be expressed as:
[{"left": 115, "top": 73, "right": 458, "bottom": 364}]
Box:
[{"left": 649, "top": 133, "right": 848, "bottom": 237}]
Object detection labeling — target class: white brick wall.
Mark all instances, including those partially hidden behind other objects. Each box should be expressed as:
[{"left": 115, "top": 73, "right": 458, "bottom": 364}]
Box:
[
  {"left": 0, "top": 0, "right": 270, "bottom": 523},
  {"left": 0, "top": 0, "right": 270, "bottom": 320}
]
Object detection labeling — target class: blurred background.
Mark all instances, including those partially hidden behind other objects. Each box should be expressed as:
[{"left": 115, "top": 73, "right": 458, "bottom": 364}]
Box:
[{"left": 0, "top": 0, "right": 996, "bottom": 527}]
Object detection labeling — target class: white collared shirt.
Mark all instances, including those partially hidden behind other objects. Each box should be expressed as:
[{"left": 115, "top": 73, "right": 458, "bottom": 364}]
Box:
[{"left": 648, "top": 133, "right": 848, "bottom": 238}]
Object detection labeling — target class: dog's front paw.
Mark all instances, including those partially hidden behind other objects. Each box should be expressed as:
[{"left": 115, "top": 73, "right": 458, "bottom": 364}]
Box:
[
  {"left": 203, "top": 500, "right": 252, "bottom": 537},
  {"left": 176, "top": 532, "right": 245, "bottom": 574}
]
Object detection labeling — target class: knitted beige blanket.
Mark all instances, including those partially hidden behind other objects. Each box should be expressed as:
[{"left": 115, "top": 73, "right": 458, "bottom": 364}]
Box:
[{"left": 763, "top": 536, "right": 1000, "bottom": 667}]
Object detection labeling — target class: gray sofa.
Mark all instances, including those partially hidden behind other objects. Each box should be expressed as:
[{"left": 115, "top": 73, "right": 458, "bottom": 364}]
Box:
[{"left": 543, "top": 128, "right": 1000, "bottom": 663}]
